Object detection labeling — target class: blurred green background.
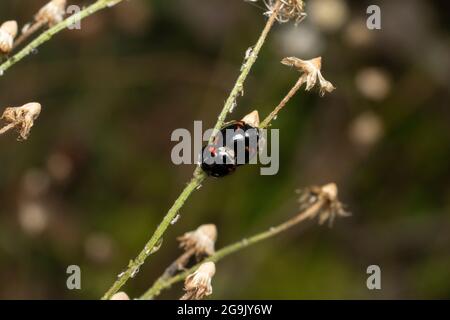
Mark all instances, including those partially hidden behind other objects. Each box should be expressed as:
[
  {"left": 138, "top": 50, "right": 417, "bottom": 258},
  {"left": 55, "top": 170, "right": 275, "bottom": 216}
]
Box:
[{"left": 0, "top": 0, "right": 449, "bottom": 299}]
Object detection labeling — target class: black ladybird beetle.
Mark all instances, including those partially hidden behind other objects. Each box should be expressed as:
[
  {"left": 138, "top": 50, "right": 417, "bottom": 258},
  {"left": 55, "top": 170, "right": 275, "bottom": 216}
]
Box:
[{"left": 201, "top": 110, "right": 261, "bottom": 177}]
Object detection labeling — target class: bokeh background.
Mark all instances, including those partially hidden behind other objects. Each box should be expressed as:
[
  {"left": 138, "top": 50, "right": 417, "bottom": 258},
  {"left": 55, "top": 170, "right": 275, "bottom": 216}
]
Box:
[{"left": 0, "top": 0, "right": 449, "bottom": 299}]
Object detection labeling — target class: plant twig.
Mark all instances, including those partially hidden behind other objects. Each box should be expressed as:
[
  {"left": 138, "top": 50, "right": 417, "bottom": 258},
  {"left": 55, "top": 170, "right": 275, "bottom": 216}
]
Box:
[
  {"left": 101, "top": 0, "right": 283, "bottom": 300},
  {"left": 140, "top": 196, "right": 326, "bottom": 300},
  {"left": 162, "top": 248, "right": 196, "bottom": 280},
  {"left": 0, "top": 0, "right": 125, "bottom": 75},
  {"left": 260, "top": 76, "right": 304, "bottom": 128}
]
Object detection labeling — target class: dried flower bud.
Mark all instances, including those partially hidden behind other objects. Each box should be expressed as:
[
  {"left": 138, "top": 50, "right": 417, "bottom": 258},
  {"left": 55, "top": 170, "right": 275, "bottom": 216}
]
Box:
[
  {"left": 178, "top": 224, "right": 217, "bottom": 257},
  {"left": 241, "top": 110, "right": 260, "bottom": 128},
  {"left": 317, "top": 183, "right": 350, "bottom": 225},
  {"left": 321, "top": 183, "right": 338, "bottom": 201},
  {"left": 297, "top": 182, "right": 349, "bottom": 226},
  {"left": 111, "top": 292, "right": 130, "bottom": 300},
  {"left": 282, "top": 56, "right": 336, "bottom": 96},
  {"left": 0, "top": 20, "right": 18, "bottom": 54},
  {"left": 246, "top": 0, "right": 306, "bottom": 24},
  {"left": 181, "top": 262, "right": 216, "bottom": 300},
  {"left": 1, "top": 102, "right": 42, "bottom": 140},
  {"left": 35, "top": 0, "right": 67, "bottom": 27}
]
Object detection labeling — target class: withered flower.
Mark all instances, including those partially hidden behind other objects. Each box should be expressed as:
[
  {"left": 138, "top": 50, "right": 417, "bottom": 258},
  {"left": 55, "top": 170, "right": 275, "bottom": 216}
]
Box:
[
  {"left": 246, "top": 0, "right": 306, "bottom": 24},
  {"left": 0, "top": 21, "right": 18, "bottom": 54},
  {"left": 282, "top": 56, "right": 336, "bottom": 96},
  {"left": 180, "top": 262, "right": 216, "bottom": 300},
  {"left": 297, "top": 183, "right": 349, "bottom": 226},
  {"left": 1, "top": 102, "right": 42, "bottom": 140},
  {"left": 178, "top": 224, "right": 217, "bottom": 258},
  {"left": 35, "top": 0, "right": 67, "bottom": 27}
]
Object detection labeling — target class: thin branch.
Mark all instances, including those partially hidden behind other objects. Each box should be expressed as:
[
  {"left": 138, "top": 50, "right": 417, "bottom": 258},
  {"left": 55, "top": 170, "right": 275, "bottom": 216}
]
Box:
[
  {"left": 0, "top": 0, "right": 125, "bottom": 75},
  {"left": 260, "top": 76, "right": 304, "bottom": 128},
  {"left": 162, "top": 248, "right": 196, "bottom": 280},
  {"left": 101, "top": 0, "right": 283, "bottom": 300},
  {"left": 140, "top": 197, "right": 326, "bottom": 300}
]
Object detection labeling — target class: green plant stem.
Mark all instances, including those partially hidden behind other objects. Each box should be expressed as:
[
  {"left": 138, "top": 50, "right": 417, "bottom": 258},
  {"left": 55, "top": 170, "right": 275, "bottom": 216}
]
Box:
[
  {"left": 140, "top": 198, "right": 325, "bottom": 300},
  {"left": 102, "top": 169, "right": 206, "bottom": 300},
  {"left": 0, "top": 0, "right": 125, "bottom": 75},
  {"left": 101, "top": 0, "right": 283, "bottom": 300}
]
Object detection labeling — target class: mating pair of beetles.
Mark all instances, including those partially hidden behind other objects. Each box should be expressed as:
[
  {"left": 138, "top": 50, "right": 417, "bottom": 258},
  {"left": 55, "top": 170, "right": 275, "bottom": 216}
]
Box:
[{"left": 200, "top": 110, "right": 263, "bottom": 178}]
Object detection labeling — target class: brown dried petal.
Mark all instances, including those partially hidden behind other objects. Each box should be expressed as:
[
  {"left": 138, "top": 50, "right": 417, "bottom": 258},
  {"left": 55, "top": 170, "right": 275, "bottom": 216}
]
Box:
[
  {"left": 180, "top": 262, "right": 216, "bottom": 300},
  {"left": 282, "top": 56, "right": 335, "bottom": 96}
]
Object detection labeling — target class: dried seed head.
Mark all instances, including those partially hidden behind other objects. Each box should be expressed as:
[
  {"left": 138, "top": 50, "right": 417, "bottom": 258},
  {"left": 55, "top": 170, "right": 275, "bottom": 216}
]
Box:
[
  {"left": 241, "top": 110, "right": 260, "bottom": 128},
  {"left": 111, "top": 292, "right": 130, "bottom": 300},
  {"left": 297, "top": 182, "right": 350, "bottom": 226},
  {"left": 178, "top": 224, "right": 217, "bottom": 257},
  {"left": 282, "top": 56, "right": 336, "bottom": 96},
  {"left": 35, "top": 0, "right": 67, "bottom": 27},
  {"left": 181, "top": 262, "right": 216, "bottom": 300},
  {"left": 249, "top": 0, "right": 306, "bottom": 24},
  {"left": 0, "top": 20, "right": 18, "bottom": 54},
  {"left": 1, "top": 102, "right": 42, "bottom": 140}
]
